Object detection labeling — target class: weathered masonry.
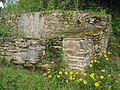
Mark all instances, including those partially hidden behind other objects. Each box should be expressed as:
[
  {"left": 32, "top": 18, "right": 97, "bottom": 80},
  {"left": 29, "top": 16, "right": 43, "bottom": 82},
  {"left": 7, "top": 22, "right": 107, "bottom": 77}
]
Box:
[{"left": 0, "top": 11, "right": 112, "bottom": 69}]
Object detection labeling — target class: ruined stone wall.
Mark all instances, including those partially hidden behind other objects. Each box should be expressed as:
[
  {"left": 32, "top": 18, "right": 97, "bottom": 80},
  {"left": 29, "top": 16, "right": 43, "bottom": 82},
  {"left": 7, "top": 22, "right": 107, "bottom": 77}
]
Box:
[
  {"left": 0, "top": 11, "right": 112, "bottom": 69},
  {"left": 0, "top": 14, "right": 20, "bottom": 30},
  {"left": 0, "top": 38, "right": 45, "bottom": 66},
  {"left": 18, "top": 11, "right": 111, "bottom": 39}
]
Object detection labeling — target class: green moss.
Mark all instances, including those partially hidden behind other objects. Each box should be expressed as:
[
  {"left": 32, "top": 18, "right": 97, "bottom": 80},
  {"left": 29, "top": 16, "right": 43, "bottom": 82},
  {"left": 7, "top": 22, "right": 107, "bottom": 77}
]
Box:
[
  {"left": 20, "top": 37, "right": 40, "bottom": 40},
  {"left": 38, "top": 10, "right": 108, "bottom": 17},
  {"left": 64, "top": 29, "right": 101, "bottom": 38}
]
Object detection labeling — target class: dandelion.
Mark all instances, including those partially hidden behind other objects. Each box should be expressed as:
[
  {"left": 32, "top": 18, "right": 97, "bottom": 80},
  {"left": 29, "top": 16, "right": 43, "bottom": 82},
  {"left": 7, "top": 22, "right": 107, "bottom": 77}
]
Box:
[
  {"left": 90, "top": 73, "right": 95, "bottom": 80},
  {"left": 104, "top": 51, "right": 106, "bottom": 54},
  {"left": 51, "top": 61, "right": 54, "bottom": 64},
  {"left": 43, "top": 73, "right": 47, "bottom": 76},
  {"left": 48, "top": 69, "right": 50, "bottom": 71},
  {"left": 65, "top": 71, "right": 68, "bottom": 75},
  {"left": 107, "top": 51, "right": 111, "bottom": 54},
  {"left": 94, "top": 82, "right": 99, "bottom": 87},
  {"left": 77, "top": 79, "right": 80, "bottom": 82},
  {"left": 94, "top": 59, "right": 97, "bottom": 63},
  {"left": 90, "top": 73, "right": 95, "bottom": 77},
  {"left": 97, "top": 61, "right": 100, "bottom": 63},
  {"left": 106, "top": 58, "right": 108, "bottom": 60},
  {"left": 100, "top": 75, "right": 104, "bottom": 79},
  {"left": 70, "top": 71, "right": 73, "bottom": 75},
  {"left": 89, "top": 64, "right": 93, "bottom": 67},
  {"left": 59, "top": 71, "right": 62, "bottom": 75},
  {"left": 75, "top": 72, "right": 79, "bottom": 75},
  {"left": 48, "top": 75, "right": 52, "bottom": 78},
  {"left": 118, "top": 74, "right": 120, "bottom": 76},
  {"left": 47, "top": 71, "right": 50, "bottom": 74},
  {"left": 83, "top": 73, "right": 86, "bottom": 76},
  {"left": 90, "top": 60, "right": 94, "bottom": 63},
  {"left": 72, "top": 78, "right": 75, "bottom": 80},
  {"left": 80, "top": 68, "right": 84, "bottom": 72},
  {"left": 45, "top": 64, "right": 49, "bottom": 66},
  {"left": 57, "top": 75, "right": 60, "bottom": 78},
  {"left": 79, "top": 78, "right": 83, "bottom": 81},
  {"left": 69, "top": 76, "right": 73, "bottom": 80},
  {"left": 83, "top": 80, "right": 87, "bottom": 84},
  {"left": 104, "top": 54, "right": 107, "bottom": 57},
  {"left": 101, "top": 69, "right": 105, "bottom": 73}
]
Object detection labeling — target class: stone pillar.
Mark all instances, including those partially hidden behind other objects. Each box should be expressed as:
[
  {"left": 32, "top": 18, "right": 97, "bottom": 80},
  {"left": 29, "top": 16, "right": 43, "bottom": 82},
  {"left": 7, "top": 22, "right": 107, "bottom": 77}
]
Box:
[{"left": 63, "top": 38, "right": 93, "bottom": 69}]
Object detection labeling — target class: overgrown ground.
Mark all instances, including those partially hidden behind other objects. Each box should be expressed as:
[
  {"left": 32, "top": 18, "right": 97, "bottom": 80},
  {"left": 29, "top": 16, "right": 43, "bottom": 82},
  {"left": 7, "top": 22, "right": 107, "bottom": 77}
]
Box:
[{"left": 0, "top": 51, "right": 120, "bottom": 90}]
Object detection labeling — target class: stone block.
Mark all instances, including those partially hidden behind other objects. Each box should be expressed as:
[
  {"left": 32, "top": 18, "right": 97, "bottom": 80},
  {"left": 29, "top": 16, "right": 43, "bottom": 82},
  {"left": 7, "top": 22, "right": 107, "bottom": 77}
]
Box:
[{"left": 63, "top": 37, "right": 94, "bottom": 69}]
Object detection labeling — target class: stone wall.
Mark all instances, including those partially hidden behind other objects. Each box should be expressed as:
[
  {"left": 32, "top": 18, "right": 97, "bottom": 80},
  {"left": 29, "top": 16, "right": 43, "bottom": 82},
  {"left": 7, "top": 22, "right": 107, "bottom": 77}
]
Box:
[
  {"left": 0, "top": 14, "right": 20, "bottom": 30},
  {"left": 18, "top": 11, "right": 111, "bottom": 39},
  {"left": 0, "top": 38, "right": 45, "bottom": 66},
  {"left": 0, "top": 11, "right": 112, "bottom": 69}
]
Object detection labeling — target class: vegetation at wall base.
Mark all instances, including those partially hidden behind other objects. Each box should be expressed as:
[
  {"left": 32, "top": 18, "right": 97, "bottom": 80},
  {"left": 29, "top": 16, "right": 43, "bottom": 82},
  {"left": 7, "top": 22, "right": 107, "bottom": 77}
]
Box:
[
  {"left": 0, "top": 51, "right": 120, "bottom": 90},
  {"left": 0, "top": 0, "right": 120, "bottom": 90}
]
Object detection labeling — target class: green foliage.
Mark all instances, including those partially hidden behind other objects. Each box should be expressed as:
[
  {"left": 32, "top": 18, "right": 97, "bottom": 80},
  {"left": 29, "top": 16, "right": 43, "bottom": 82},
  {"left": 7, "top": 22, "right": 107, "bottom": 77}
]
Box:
[
  {"left": 43, "top": 36, "right": 63, "bottom": 63},
  {"left": 0, "top": 52, "right": 120, "bottom": 90},
  {"left": 3, "top": 0, "right": 40, "bottom": 14},
  {"left": 0, "top": 24, "right": 14, "bottom": 37}
]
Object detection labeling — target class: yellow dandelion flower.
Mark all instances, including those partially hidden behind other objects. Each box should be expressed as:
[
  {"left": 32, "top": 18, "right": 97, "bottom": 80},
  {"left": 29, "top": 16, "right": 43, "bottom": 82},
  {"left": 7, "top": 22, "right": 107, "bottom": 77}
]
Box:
[
  {"left": 79, "top": 78, "right": 83, "bottom": 81},
  {"left": 104, "top": 51, "right": 106, "bottom": 54},
  {"left": 101, "top": 70, "right": 105, "bottom": 73},
  {"left": 104, "top": 54, "right": 107, "bottom": 58},
  {"left": 48, "top": 68, "right": 50, "bottom": 71},
  {"left": 64, "top": 71, "right": 68, "bottom": 75},
  {"left": 47, "top": 71, "right": 50, "bottom": 74},
  {"left": 51, "top": 61, "right": 54, "bottom": 64},
  {"left": 72, "top": 78, "right": 75, "bottom": 80},
  {"left": 59, "top": 71, "right": 62, "bottom": 75},
  {"left": 69, "top": 76, "right": 73, "bottom": 80},
  {"left": 89, "top": 64, "right": 93, "bottom": 67},
  {"left": 45, "top": 64, "right": 49, "bottom": 66},
  {"left": 77, "top": 79, "right": 80, "bottom": 82},
  {"left": 43, "top": 73, "right": 47, "bottom": 76},
  {"left": 83, "top": 80, "right": 87, "bottom": 84},
  {"left": 83, "top": 73, "right": 86, "bottom": 76},
  {"left": 118, "top": 74, "right": 120, "bottom": 76},
  {"left": 80, "top": 68, "right": 84, "bottom": 72},
  {"left": 97, "top": 61, "right": 100, "bottom": 63},
  {"left": 107, "top": 51, "right": 111, "bottom": 54},
  {"left": 48, "top": 75, "right": 52, "bottom": 78},
  {"left": 94, "top": 59, "right": 97, "bottom": 63},
  {"left": 76, "top": 72, "right": 79, "bottom": 75},
  {"left": 90, "top": 73, "right": 95, "bottom": 80},
  {"left": 90, "top": 73, "right": 95, "bottom": 77},
  {"left": 70, "top": 71, "right": 73, "bottom": 75},
  {"left": 57, "top": 75, "right": 60, "bottom": 78},
  {"left": 106, "top": 58, "right": 108, "bottom": 60},
  {"left": 90, "top": 60, "right": 94, "bottom": 63},
  {"left": 100, "top": 75, "right": 104, "bottom": 79},
  {"left": 94, "top": 82, "right": 99, "bottom": 87}
]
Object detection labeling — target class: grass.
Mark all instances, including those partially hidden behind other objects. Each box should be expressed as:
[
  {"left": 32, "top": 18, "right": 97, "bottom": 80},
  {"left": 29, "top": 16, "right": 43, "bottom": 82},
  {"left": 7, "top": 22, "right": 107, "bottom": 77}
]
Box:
[{"left": 0, "top": 51, "right": 120, "bottom": 90}]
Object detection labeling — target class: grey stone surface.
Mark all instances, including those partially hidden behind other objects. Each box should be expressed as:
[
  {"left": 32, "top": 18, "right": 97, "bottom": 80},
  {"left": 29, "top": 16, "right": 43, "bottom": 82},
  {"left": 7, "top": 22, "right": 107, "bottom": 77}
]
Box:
[
  {"left": 63, "top": 38, "right": 94, "bottom": 69},
  {"left": 0, "top": 11, "right": 111, "bottom": 69},
  {"left": 0, "top": 38, "right": 45, "bottom": 66}
]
